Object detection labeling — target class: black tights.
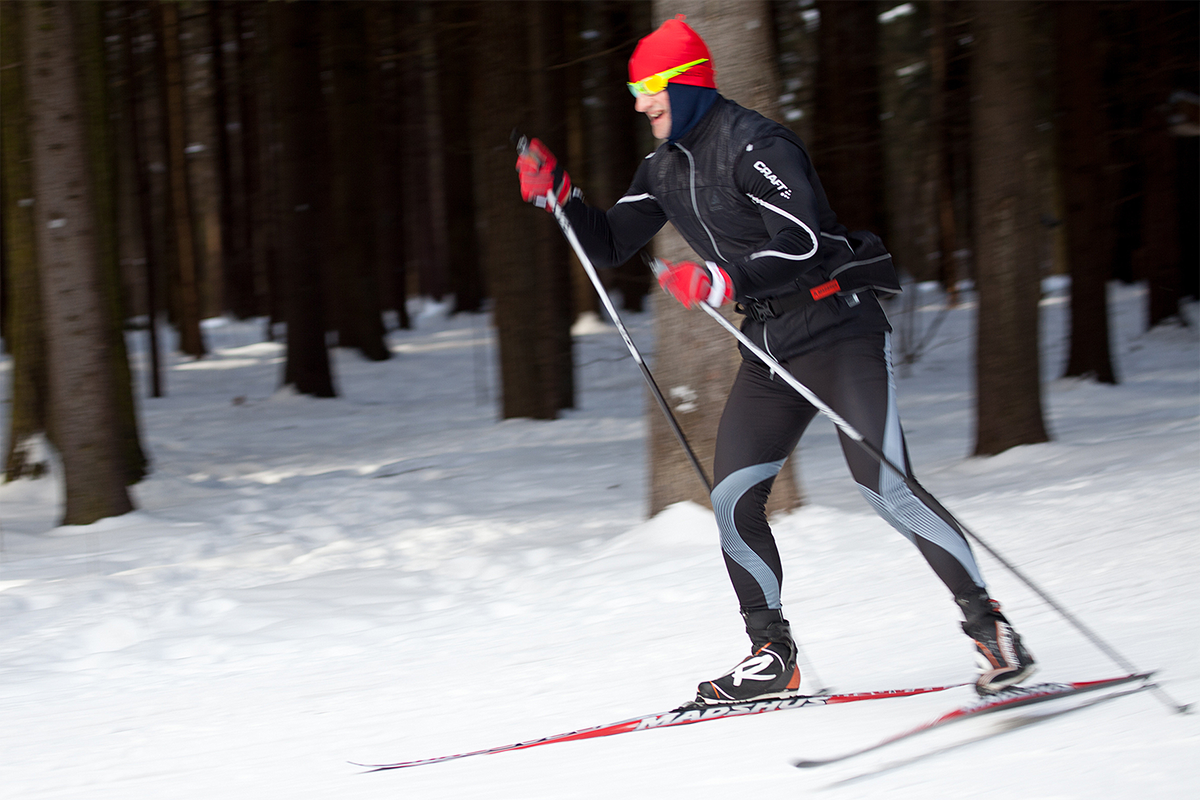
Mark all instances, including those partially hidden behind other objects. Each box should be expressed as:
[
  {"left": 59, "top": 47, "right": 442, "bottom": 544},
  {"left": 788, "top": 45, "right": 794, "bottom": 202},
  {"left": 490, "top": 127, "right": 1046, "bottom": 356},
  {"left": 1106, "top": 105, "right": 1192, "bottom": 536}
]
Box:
[{"left": 711, "top": 332, "right": 984, "bottom": 612}]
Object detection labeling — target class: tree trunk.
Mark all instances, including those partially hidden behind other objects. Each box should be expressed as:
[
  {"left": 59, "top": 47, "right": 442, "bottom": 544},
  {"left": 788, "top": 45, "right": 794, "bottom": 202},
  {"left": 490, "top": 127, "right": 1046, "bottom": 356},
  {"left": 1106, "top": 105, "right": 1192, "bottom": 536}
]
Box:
[
  {"left": 121, "top": 1, "right": 164, "bottom": 398},
  {"left": 435, "top": 1, "right": 486, "bottom": 315},
  {"left": 1136, "top": 1, "right": 1182, "bottom": 328},
  {"left": 528, "top": 0, "right": 576, "bottom": 414},
  {"left": 211, "top": 1, "right": 252, "bottom": 320},
  {"left": 254, "top": 3, "right": 285, "bottom": 332},
  {"left": 326, "top": 1, "right": 389, "bottom": 361},
  {"left": 1, "top": 0, "right": 50, "bottom": 481},
  {"left": 74, "top": 1, "right": 149, "bottom": 484},
  {"left": 970, "top": 1, "right": 1049, "bottom": 456},
  {"left": 1056, "top": 1, "right": 1117, "bottom": 383},
  {"left": 153, "top": 1, "right": 205, "bottom": 357},
  {"left": 397, "top": 2, "right": 448, "bottom": 302},
  {"left": 270, "top": 0, "right": 335, "bottom": 397},
  {"left": 23, "top": 1, "right": 135, "bottom": 524},
  {"left": 474, "top": 0, "right": 574, "bottom": 420},
  {"left": 581, "top": 1, "right": 650, "bottom": 314},
  {"left": 234, "top": 2, "right": 270, "bottom": 321},
  {"left": 369, "top": 2, "right": 409, "bottom": 329},
  {"left": 648, "top": 0, "right": 802, "bottom": 517},
  {"left": 812, "top": 0, "right": 886, "bottom": 235},
  {"left": 929, "top": 0, "right": 968, "bottom": 304}
]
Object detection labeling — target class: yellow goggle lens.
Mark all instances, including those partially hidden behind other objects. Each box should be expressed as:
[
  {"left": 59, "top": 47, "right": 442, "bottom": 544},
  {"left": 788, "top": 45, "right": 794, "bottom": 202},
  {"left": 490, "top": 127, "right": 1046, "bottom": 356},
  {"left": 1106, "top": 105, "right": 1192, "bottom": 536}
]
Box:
[{"left": 627, "top": 58, "right": 708, "bottom": 97}]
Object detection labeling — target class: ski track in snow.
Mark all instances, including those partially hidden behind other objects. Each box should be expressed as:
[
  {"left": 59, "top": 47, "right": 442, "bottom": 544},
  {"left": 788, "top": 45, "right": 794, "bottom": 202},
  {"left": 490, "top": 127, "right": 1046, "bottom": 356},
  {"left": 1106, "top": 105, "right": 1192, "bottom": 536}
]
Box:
[{"left": 0, "top": 283, "right": 1197, "bottom": 799}]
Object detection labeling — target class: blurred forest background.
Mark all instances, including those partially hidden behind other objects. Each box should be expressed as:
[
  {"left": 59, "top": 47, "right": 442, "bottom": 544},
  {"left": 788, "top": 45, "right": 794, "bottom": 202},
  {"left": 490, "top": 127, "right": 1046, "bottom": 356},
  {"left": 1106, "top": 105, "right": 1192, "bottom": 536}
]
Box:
[{"left": 2, "top": 0, "right": 1197, "bottom": 525}]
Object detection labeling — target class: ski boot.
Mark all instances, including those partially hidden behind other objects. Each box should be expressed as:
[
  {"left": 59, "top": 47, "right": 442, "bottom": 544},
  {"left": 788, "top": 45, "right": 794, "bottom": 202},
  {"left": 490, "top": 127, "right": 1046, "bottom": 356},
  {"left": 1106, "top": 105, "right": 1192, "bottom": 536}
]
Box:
[
  {"left": 958, "top": 590, "right": 1036, "bottom": 696},
  {"left": 696, "top": 608, "right": 801, "bottom": 705}
]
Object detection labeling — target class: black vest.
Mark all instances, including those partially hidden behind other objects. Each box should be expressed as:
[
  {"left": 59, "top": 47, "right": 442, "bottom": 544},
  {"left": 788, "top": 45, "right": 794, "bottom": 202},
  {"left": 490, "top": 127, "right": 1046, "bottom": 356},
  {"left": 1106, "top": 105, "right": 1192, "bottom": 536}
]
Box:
[{"left": 642, "top": 97, "right": 898, "bottom": 301}]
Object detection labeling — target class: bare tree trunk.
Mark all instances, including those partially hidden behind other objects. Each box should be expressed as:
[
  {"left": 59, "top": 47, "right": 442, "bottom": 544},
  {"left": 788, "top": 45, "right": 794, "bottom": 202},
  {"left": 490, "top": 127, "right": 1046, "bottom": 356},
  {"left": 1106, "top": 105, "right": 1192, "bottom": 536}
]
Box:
[
  {"left": 528, "top": 0, "right": 576, "bottom": 414},
  {"left": 24, "top": 1, "right": 134, "bottom": 524},
  {"left": 228, "top": 0, "right": 261, "bottom": 319},
  {"left": 435, "top": 1, "right": 485, "bottom": 314},
  {"left": 474, "top": 0, "right": 574, "bottom": 420},
  {"left": 121, "top": 2, "right": 164, "bottom": 398},
  {"left": 211, "top": 1, "right": 252, "bottom": 319},
  {"left": 970, "top": 0, "right": 1049, "bottom": 455},
  {"left": 75, "top": 1, "right": 149, "bottom": 484},
  {"left": 178, "top": 2, "right": 221, "bottom": 320},
  {"left": 270, "top": 0, "right": 335, "bottom": 397},
  {"left": 813, "top": 0, "right": 885, "bottom": 235},
  {"left": 397, "top": 2, "right": 448, "bottom": 302},
  {"left": 418, "top": 2, "right": 451, "bottom": 304},
  {"left": 580, "top": 1, "right": 649, "bottom": 314},
  {"left": 475, "top": 2, "right": 535, "bottom": 417},
  {"left": 1057, "top": 1, "right": 1117, "bottom": 383},
  {"left": 234, "top": 2, "right": 271, "bottom": 321},
  {"left": 326, "top": 1, "right": 389, "bottom": 361},
  {"left": 930, "top": 0, "right": 965, "bottom": 304},
  {"left": 1, "top": 0, "right": 50, "bottom": 481},
  {"left": 369, "top": 2, "right": 409, "bottom": 328},
  {"left": 566, "top": 0, "right": 600, "bottom": 322},
  {"left": 154, "top": 1, "right": 205, "bottom": 357},
  {"left": 1135, "top": 1, "right": 1182, "bottom": 328},
  {"left": 648, "top": 0, "right": 801, "bottom": 517},
  {"left": 253, "top": 3, "right": 285, "bottom": 332}
]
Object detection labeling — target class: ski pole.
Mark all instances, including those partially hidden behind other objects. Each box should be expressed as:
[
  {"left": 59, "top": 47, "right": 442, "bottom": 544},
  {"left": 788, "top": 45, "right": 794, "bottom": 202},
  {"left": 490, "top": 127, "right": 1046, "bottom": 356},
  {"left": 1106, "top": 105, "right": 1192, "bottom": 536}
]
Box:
[
  {"left": 513, "top": 133, "right": 711, "bottom": 492},
  {"left": 649, "top": 259, "right": 1188, "bottom": 714}
]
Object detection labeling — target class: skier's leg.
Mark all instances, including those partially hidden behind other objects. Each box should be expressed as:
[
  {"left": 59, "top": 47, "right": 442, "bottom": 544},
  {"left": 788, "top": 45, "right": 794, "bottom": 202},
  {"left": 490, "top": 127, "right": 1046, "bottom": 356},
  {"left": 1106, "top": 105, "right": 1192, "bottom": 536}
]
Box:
[
  {"left": 711, "top": 359, "right": 817, "bottom": 611},
  {"left": 813, "top": 331, "right": 1035, "bottom": 693},
  {"left": 697, "top": 359, "right": 815, "bottom": 703},
  {"left": 813, "top": 332, "right": 985, "bottom": 598}
]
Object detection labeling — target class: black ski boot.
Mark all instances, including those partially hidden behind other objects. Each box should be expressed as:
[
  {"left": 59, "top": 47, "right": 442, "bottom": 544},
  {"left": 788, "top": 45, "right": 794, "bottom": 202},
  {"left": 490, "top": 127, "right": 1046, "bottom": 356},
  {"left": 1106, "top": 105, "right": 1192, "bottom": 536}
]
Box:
[
  {"left": 957, "top": 590, "right": 1036, "bottom": 696},
  {"left": 696, "top": 608, "right": 801, "bottom": 705}
]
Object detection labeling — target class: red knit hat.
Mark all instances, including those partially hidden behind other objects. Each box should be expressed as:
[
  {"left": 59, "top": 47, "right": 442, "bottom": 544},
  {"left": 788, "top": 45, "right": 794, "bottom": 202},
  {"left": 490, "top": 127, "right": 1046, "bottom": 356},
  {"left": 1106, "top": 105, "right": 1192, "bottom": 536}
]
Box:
[{"left": 628, "top": 15, "right": 716, "bottom": 88}]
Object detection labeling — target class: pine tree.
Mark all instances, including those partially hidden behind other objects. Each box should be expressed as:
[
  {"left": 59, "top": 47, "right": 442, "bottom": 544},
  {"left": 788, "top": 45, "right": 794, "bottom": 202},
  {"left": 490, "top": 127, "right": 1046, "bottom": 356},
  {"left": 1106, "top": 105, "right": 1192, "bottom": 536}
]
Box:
[
  {"left": 23, "top": 1, "right": 135, "bottom": 523},
  {"left": 1, "top": 0, "right": 50, "bottom": 481},
  {"left": 970, "top": 0, "right": 1050, "bottom": 455}
]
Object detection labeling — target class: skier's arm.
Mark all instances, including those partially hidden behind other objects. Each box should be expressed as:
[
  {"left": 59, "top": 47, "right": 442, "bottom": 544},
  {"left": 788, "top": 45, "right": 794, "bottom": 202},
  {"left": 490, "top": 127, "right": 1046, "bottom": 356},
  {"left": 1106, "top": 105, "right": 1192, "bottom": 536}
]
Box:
[
  {"left": 560, "top": 160, "right": 668, "bottom": 268},
  {"left": 727, "top": 137, "right": 824, "bottom": 297}
]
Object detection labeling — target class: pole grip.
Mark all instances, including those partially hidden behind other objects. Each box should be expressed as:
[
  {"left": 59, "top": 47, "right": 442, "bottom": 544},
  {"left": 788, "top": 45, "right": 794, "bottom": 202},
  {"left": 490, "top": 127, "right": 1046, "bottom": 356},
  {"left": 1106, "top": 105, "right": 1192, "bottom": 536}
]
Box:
[{"left": 510, "top": 128, "right": 528, "bottom": 155}]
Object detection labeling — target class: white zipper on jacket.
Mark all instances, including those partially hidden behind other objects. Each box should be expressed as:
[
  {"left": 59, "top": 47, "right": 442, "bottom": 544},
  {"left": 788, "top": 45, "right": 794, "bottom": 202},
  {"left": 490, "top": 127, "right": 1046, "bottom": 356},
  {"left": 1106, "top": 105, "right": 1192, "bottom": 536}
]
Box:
[{"left": 674, "top": 144, "right": 727, "bottom": 263}]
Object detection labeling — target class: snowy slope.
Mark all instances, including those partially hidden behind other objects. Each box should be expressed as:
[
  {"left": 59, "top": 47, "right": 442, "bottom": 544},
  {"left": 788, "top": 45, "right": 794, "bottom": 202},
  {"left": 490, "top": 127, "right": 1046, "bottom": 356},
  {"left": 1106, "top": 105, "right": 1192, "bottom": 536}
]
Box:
[{"left": 1, "top": 283, "right": 1197, "bottom": 799}]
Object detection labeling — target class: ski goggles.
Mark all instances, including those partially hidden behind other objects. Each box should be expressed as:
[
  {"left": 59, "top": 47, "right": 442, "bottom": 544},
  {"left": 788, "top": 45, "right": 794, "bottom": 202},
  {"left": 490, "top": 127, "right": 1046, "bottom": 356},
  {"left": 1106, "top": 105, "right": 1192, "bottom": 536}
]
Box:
[{"left": 627, "top": 58, "right": 708, "bottom": 97}]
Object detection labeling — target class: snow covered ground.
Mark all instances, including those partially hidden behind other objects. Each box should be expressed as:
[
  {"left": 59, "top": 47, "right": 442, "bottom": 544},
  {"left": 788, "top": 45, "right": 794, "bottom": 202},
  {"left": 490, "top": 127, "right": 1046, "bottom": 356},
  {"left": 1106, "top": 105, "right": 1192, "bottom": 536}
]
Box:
[{"left": 1, "top": 282, "right": 1197, "bottom": 799}]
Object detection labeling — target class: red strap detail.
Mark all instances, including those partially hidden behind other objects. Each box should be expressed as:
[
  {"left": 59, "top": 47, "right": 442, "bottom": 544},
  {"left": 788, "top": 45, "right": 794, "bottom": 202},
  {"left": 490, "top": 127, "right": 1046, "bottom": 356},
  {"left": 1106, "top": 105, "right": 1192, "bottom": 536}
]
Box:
[{"left": 810, "top": 279, "right": 840, "bottom": 301}]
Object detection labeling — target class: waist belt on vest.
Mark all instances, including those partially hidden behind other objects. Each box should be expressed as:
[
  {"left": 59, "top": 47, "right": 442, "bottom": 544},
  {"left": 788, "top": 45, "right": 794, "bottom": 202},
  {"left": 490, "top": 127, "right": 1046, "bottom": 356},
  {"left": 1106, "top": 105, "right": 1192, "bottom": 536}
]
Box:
[{"left": 737, "top": 279, "right": 843, "bottom": 322}]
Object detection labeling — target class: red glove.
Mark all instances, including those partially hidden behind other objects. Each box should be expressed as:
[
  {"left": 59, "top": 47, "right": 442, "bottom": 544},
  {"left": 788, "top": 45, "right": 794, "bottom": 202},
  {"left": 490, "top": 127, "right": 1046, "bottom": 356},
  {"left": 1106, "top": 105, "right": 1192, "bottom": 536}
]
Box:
[
  {"left": 516, "top": 138, "right": 572, "bottom": 211},
  {"left": 656, "top": 260, "right": 734, "bottom": 308}
]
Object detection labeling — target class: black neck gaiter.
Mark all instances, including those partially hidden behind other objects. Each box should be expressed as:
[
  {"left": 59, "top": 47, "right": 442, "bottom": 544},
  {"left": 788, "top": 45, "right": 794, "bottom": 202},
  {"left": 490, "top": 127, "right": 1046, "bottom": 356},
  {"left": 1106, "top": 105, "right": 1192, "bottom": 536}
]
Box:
[{"left": 667, "top": 83, "right": 718, "bottom": 143}]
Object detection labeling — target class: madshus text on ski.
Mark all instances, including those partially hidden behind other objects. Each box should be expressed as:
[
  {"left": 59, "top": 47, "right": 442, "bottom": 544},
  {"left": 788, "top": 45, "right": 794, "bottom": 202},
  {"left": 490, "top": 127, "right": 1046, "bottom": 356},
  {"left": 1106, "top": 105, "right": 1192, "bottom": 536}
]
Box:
[{"left": 357, "top": 674, "right": 1157, "bottom": 772}]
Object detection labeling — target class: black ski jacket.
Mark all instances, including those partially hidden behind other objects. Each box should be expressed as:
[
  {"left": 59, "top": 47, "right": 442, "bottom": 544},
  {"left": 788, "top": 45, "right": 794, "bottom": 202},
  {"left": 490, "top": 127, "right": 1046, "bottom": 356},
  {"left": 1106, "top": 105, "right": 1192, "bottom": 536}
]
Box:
[{"left": 564, "top": 96, "right": 898, "bottom": 360}]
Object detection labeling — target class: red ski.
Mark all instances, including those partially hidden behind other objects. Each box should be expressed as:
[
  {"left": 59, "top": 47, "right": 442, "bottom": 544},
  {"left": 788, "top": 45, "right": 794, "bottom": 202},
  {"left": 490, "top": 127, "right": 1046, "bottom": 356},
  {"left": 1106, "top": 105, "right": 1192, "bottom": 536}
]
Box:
[
  {"left": 355, "top": 683, "right": 964, "bottom": 771},
  {"left": 792, "top": 672, "right": 1155, "bottom": 768}
]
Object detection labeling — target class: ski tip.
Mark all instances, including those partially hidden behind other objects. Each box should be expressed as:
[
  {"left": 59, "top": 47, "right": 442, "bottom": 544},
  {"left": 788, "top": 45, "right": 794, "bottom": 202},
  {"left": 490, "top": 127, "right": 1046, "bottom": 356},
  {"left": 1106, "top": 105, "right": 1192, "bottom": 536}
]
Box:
[{"left": 1121, "top": 669, "right": 1193, "bottom": 715}]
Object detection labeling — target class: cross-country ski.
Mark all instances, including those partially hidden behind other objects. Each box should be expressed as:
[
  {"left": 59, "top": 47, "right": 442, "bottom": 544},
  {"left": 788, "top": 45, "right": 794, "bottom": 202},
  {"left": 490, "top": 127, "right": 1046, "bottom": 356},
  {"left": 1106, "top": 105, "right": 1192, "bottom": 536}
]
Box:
[
  {"left": 355, "top": 683, "right": 963, "bottom": 771},
  {"left": 792, "top": 672, "right": 1156, "bottom": 768}
]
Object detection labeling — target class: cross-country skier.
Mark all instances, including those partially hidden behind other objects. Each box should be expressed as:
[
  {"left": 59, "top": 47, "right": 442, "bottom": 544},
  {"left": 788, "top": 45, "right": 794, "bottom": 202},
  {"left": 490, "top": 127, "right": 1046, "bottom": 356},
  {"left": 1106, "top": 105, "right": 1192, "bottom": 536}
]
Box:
[{"left": 516, "top": 15, "right": 1035, "bottom": 702}]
